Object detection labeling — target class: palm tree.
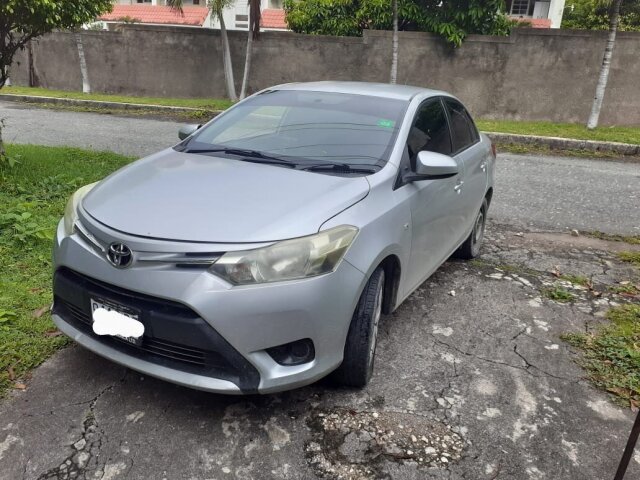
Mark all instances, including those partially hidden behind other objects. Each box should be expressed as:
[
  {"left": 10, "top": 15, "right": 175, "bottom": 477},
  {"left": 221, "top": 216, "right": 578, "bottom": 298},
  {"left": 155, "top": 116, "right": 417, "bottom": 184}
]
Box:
[
  {"left": 587, "top": 0, "right": 623, "bottom": 129},
  {"left": 74, "top": 30, "right": 91, "bottom": 94},
  {"left": 168, "top": 0, "right": 238, "bottom": 101},
  {"left": 239, "top": 0, "right": 261, "bottom": 99},
  {"left": 390, "top": 0, "right": 398, "bottom": 84}
]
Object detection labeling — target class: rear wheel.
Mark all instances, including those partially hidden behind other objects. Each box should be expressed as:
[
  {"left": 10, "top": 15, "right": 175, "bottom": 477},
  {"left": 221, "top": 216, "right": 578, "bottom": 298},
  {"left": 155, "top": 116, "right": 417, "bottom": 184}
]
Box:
[
  {"left": 454, "top": 198, "right": 488, "bottom": 260},
  {"left": 333, "top": 267, "right": 385, "bottom": 387}
]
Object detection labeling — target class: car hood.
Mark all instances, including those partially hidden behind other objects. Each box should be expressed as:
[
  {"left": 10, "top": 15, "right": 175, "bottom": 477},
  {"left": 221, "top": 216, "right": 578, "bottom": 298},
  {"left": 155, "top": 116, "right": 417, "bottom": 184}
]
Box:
[{"left": 82, "top": 149, "right": 370, "bottom": 243}]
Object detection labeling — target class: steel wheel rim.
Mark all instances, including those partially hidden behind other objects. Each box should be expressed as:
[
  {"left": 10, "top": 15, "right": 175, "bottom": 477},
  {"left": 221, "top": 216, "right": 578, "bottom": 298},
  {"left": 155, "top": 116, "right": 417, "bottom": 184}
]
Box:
[{"left": 473, "top": 210, "right": 485, "bottom": 248}]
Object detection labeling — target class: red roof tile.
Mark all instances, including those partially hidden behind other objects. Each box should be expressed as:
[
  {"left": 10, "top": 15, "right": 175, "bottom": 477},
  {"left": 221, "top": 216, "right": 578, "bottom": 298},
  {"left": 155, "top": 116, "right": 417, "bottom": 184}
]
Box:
[
  {"left": 99, "top": 5, "right": 209, "bottom": 26},
  {"left": 509, "top": 16, "right": 552, "bottom": 29},
  {"left": 261, "top": 9, "right": 287, "bottom": 29}
]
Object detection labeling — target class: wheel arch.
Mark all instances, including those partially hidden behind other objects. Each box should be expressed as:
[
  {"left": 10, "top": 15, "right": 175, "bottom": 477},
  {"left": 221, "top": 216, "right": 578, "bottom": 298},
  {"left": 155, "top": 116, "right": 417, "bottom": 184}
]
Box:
[
  {"left": 485, "top": 187, "right": 494, "bottom": 208},
  {"left": 378, "top": 255, "right": 401, "bottom": 315},
  {"left": 349, "top": 248, "right": 404, "bottom": 317}
]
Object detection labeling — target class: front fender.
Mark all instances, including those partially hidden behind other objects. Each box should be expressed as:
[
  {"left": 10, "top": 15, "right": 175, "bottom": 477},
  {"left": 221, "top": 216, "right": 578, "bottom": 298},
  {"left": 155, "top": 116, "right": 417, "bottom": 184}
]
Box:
[{"left": 320, "top": 169, "right": 412, "bottom": 311}]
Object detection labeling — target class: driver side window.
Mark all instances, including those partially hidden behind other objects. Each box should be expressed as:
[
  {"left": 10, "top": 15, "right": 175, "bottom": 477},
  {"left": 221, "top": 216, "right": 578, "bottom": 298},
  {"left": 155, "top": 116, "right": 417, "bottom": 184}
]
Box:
[{"left": 406, "top": 99, "right": 452, "bottom": 170}]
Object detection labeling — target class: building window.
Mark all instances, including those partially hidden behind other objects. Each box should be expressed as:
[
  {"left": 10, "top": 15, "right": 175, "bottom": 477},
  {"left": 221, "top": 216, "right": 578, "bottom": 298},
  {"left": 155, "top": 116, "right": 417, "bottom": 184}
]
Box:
[
  {"left": 193, "top": 0, "right": 200, "bottom": 4},
  {"left": 509, "top": 0, "right": 534, "bottom": 16},
  {"left": 137, "top": 0, "right": 152, "bottom": 3}
]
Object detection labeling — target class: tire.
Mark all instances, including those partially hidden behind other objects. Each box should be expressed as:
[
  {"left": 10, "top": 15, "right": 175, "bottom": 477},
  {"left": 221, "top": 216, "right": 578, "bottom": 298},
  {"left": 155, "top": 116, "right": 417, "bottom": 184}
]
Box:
[
  {"left": 333, "top": 267, "right": 385, "bottom": 388},
  {"left": 454, "top": 197, "right": 488, "bottom": 260}
]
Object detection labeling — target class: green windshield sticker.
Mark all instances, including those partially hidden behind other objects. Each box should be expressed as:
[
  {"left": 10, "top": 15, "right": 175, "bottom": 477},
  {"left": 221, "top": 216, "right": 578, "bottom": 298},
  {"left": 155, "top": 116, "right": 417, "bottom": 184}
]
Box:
[{"left": 377, "top": 119, "right": 395, "bottom": 128}]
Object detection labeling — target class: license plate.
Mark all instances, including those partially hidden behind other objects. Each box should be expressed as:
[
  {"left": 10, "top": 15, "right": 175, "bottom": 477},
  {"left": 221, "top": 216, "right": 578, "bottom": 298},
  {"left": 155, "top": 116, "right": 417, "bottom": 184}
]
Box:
[{"left": 90, "top": 297, "right": 143, "bottom": 346}]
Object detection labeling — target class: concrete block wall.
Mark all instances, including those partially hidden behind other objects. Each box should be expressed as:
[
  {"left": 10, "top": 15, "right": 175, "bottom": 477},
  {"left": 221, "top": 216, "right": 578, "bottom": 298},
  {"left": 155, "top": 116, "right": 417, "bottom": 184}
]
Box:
[{"left": 10, "top": 26, "right": 640, "bottom": 126}]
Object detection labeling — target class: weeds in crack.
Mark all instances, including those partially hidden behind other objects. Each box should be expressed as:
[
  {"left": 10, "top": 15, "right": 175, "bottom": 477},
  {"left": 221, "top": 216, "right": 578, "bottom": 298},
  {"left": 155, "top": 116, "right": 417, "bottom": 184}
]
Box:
[
  {"left": 561, "top": 304, "right": 640, "bottom": 408},
  {"left": 585, "top": 231, "right": 640, "bottom": 246},
  {"left": 618, "top": 251, "right": 640, "bottom": 267},
  {"left": 541, "top": 285, "right": 575, "bottom": 303},
  {"left": 559, "top": 274, "right": 592, "bottom": 288}
]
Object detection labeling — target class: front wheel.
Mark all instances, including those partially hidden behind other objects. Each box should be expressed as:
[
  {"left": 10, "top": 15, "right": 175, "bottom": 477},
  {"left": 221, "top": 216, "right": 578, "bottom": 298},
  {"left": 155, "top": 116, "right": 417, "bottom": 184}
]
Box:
[
  {"left": 454, "top": 197, "right": 488, "bottom": 260},
  {"left": 332, "top": 267, "right": 385, "bottom": 387}
]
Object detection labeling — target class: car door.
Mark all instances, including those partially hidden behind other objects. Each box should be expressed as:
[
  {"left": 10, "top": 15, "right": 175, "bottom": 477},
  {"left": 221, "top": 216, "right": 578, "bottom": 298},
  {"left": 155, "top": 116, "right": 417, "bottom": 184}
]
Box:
[
  {"left": 443, "top": 98, "right": 488, "bottom": 234},
  {"left": 399, "top": 98, "right": 468, "bottom": 295}
]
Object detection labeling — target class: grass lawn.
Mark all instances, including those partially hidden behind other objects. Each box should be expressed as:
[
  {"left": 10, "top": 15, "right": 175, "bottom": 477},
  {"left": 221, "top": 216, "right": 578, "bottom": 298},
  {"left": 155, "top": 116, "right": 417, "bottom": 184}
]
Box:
[
  {"left": 477, "top": 119, "right": 640, "bottom": 145},
  {"left": 2, "top": 85, "right": 233, "bottom": 111},
  {"left": 0, "top": 145, "right": 132, "bottom": 396},
  {"left": 562, "top": 304, "right": 640, "bottom": 409}
]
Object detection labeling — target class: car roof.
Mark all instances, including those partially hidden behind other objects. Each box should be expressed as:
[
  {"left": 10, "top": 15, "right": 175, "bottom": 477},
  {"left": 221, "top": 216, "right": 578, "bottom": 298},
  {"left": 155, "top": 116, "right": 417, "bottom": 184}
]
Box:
[{"left": 271, "top": 81, "right": 450, "bottom": 102}]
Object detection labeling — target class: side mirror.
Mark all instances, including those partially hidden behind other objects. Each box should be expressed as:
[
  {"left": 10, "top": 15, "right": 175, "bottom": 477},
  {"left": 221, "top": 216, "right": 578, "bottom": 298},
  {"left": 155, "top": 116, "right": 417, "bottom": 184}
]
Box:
[
  {"left": 178, "top": 124, "right": 201, "bottom": 140},
  {"left": 404, "top": 151, "right": 459, "bottom": 182}
]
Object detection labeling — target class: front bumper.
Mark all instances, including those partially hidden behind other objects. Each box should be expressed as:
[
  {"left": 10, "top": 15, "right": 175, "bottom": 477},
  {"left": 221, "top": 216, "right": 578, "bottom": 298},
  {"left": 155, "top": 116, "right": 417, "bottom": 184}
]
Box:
[{"left": 52, "top": 220, "right": 366, "bottom": 394}]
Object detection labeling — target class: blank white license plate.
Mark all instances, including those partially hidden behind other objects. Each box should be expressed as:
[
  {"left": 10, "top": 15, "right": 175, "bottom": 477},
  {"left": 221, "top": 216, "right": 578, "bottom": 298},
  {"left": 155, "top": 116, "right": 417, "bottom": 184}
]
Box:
[{"left": 90, "top": 297, "right": 143, "bottom": 346}]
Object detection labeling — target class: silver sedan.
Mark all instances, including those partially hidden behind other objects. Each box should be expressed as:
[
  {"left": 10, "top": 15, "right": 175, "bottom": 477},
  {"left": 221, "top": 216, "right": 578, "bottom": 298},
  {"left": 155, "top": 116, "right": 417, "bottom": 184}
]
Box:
[{"left": 52, "top": 81, "right": 495, "bottom": 394}]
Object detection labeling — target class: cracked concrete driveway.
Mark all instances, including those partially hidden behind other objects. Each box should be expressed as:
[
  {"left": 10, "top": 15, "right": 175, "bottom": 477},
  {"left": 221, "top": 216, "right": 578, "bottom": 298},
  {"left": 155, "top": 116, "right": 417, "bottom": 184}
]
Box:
[
  {"left": 1, "top": 105, "right": 640, "bottom": 479},
  {"left": 2, "top": 224, "right": 639, "bottom": 479}
]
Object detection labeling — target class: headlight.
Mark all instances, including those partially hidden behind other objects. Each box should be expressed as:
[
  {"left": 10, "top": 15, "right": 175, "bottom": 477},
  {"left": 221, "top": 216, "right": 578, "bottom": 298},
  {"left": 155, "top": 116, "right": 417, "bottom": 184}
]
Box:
[
  {"left": 63, "top": 182, "right": 98, "bottom": 237},
  {"left": 210, "top": 225, "right": 358, "bottom": 285}
]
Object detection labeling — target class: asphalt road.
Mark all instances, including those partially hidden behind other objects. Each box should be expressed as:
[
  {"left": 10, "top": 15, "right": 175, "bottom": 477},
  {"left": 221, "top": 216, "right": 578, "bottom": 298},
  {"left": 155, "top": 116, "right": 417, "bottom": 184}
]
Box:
[{"left": 2, "top": 101, "right": 639, "bottom": 235}]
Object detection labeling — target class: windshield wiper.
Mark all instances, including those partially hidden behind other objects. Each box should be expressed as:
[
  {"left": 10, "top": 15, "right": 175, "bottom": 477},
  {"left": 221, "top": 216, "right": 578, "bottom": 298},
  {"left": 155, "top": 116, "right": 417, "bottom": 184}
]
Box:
[
  {"left": 302, "top": 163, "right": 380, "bottom": 174},
  {"left": 184, "top": 147, "right": 296, "bottom": 166}
]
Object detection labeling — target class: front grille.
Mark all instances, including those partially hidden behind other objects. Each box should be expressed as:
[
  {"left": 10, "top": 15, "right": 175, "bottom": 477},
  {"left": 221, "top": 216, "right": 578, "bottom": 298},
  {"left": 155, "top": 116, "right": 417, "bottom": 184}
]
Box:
[
  {"left": 53, "top": 268, "right": 260, "bottom": 392},
  {"left": 58, "top": 298, "right": 207, "bottom": 366}
]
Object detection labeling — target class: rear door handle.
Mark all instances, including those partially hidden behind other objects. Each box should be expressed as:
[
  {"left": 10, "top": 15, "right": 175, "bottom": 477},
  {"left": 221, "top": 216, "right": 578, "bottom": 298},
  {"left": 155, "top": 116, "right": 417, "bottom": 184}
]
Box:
[
  {"left": 480, "top": 162, "right": 487, "bottom": 172},
  {"left": 454, "top": 181, "right": 464, "bottom": 194}
]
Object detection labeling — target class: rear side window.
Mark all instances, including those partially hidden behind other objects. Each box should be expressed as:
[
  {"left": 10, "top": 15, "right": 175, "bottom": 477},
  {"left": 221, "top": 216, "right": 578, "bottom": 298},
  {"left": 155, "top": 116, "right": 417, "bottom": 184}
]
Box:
[
  {"left": 406, "top": 100, "right": 452, "bottom": 167},
  {"left": 444, "top": 99, "right": 479, "bottom": 153}
]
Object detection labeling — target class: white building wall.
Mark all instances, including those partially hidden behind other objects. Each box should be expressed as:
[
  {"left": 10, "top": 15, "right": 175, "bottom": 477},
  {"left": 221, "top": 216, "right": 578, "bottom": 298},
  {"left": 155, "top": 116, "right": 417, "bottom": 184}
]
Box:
[
  {"left": 213, "top": 0, "right": 290, "bottom": 31},
  {"left": 509, "top": 0, "right": 566, "bottom": 28},
  {"left": 212, "top": 1, "right": 251, "bottom": 31},
  {"left": 548, "top": 0, "right": 566, "bottom": 28}
]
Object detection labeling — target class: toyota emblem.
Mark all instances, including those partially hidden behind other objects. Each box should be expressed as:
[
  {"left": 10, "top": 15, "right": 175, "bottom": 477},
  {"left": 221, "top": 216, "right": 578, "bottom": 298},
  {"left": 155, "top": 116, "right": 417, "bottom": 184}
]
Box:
[{"left": 107, "top": 243, "right": 133, "bottom": 268}]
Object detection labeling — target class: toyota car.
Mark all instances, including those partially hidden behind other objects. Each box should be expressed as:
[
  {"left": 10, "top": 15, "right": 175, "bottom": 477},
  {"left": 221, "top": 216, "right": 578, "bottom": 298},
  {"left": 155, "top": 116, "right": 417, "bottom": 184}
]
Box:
[{"left": 52, "top": 82, "right": 495, "bottom": 394}]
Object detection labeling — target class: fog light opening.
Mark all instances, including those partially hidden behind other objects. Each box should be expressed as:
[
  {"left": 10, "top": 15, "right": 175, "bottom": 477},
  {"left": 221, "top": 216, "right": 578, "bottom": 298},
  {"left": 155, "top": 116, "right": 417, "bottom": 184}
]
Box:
[{"left": 266, "top": 338, "right": 315, "bottom": 366}]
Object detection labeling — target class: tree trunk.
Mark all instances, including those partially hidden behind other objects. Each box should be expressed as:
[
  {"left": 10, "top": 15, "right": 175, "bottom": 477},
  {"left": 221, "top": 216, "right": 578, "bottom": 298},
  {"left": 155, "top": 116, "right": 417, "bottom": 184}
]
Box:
[
  {"left": 587, "top": 0, "right": 622, "bottom": 130},
  {"left": 390, "top": 0, "right": 398, "bottom": 84},
  {"left": 74, "top": 31, "right": 91, "bottom": 94},
  {"left": 27, "top": 41, "right": 37, "bottom": 87},
  {"left": 239, "top": 27, "right": 253, "bottom": 100},
  {"left": 240, "top": 0, "right": 260, "bottom": 100},
  {"left": 219, "top": 15, "right": 237, "bottom": 101}
]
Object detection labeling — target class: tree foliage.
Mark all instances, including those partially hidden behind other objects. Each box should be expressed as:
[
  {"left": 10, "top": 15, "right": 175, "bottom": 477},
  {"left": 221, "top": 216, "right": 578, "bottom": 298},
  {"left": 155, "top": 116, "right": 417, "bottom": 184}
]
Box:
[
  {"left": 0, "top": 0, "right": 113, "bottom": 88},
  {"left": 563, "top": 0, "right": 640, "bottom": 31},
  {"left": 284, "top": 0, "right": 513, "bottom": 46}
]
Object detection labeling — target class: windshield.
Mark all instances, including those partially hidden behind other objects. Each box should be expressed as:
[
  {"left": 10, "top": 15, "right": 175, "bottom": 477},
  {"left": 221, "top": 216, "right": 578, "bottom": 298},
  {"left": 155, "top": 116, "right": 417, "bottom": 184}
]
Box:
[{"left": 181, "top": 90, "right": 408, "bottom": 167}]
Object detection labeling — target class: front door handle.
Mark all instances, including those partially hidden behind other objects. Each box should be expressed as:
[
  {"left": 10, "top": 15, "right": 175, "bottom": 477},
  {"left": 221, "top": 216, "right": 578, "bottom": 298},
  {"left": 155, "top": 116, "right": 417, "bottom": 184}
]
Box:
[
  {"left": 480, "top": 162, "right": 487, "bottom": 172},
  {"left": 454, "top": 181, "right": 464, "bottom": 194}
]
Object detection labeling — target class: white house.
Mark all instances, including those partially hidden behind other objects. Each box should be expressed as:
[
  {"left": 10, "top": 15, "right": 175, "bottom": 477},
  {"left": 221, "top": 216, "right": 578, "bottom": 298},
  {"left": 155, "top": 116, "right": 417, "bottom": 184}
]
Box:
[
  {"left": 506, "top": 0, "right": 566, "bottom": 28},
  {"left": 105, "top": 0, "right": 287, "bottom": 31},
  {"left": 104, "top": 1, "right": 566, "bottom": 32}
]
